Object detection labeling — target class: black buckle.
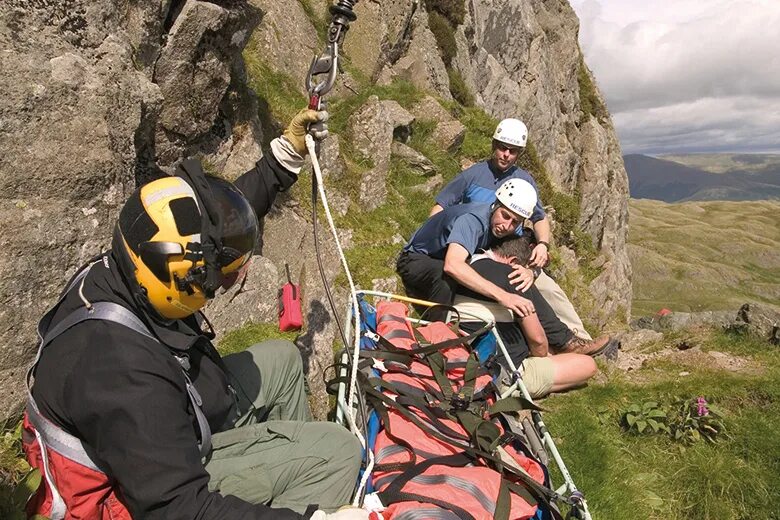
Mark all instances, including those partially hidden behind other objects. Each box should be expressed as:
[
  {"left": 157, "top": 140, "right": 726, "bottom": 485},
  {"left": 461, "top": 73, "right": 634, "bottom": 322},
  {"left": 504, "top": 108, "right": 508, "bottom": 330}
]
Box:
[{"left": 450, "top": 392, "right": 470, "bottom": 411}]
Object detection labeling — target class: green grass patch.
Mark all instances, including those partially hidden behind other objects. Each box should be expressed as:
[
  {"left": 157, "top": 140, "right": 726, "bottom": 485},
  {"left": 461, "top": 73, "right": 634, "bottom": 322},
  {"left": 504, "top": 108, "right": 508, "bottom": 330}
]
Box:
[
  {"left": 425, "top": 0, "right": 466, "bottom": 27},
  {"left": 447, "top": 68, "right": 474, "bottom": 107},
  {"left": 544, "top": 328, "right": 780, "bottom": 519},
  {"left": 243, "top": 41, "right": 307, "bottom": 149},
  {"left": 427, "top": 10, "right": 457, "bottom": 67},
  {"left": 217, "top": 321, "right": 299, "bottom": 356}
]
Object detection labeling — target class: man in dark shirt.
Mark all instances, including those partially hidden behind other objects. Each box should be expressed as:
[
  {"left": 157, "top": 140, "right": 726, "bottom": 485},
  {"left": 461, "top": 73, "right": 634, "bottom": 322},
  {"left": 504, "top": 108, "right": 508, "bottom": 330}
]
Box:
[{"left": 455, "top": 234, "right": 615, "bottom": 398}]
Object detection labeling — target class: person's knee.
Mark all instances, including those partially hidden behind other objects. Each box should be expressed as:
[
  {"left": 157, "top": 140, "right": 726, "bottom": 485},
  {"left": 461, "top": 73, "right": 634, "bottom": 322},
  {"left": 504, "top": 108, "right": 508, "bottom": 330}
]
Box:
[
  {"left": 581, "top": 355, "right": 598, "bottom": 379},
  {"left": 321, "top": 423, "right": 362, "bottom": 472},
  {"left": 253, "top": 339, "right": 302, "bottom": 368}
]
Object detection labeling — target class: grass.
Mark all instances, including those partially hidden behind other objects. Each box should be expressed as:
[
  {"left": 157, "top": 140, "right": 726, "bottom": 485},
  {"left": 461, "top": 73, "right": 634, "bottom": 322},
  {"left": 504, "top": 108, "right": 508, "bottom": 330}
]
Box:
[
  {"left": 544, "top": 328, "right": 780, "bottom": 519},
  {"left": 243, "top": 38, "right": 307, "bottom": 150},
  {"left": 217, "top": 321, "right": 300, "bottom": 356},
  {"left": 629, "top": 198, "right": 780, "bottom": 317}
]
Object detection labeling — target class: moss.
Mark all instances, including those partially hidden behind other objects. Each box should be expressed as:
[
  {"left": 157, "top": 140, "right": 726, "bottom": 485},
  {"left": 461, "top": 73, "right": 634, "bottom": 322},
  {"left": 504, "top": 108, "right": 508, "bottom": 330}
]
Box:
[
  {"left": 447, "top": 68, "right": 474, "bottom": 107},
  {"left": 243, "top": 40, "right": 307, "bottom": 149},
  {"left": 578, "top": 52, "right": 609, "bottom": 123}
]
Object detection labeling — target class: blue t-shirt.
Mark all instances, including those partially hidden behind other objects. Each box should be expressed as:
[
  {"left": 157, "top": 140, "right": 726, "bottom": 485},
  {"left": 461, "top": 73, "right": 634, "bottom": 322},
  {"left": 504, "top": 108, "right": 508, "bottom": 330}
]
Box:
[
  {"left": 404, "top": 203, "right": 495, "bottom": 259},
  {"left": 435, "top": 161, "right": 546, "bottom": 223}
]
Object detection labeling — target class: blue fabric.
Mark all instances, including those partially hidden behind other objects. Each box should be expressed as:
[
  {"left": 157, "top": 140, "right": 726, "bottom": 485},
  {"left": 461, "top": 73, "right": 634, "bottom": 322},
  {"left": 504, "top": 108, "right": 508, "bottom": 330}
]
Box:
[
  {"left": 435, "top": 161, "right": 546, "bottom": 223},
  {"left": 403, "top": 203, "right": 494, "bottom": 259}
]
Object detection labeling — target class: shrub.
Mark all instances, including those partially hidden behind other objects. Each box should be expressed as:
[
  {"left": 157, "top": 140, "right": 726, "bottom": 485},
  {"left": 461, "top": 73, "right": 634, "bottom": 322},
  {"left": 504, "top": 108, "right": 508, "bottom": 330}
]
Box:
[
  {"left": 425, "top": 0, "right": 466, "bottom": 26},
  {"left": 578, "top": 54, "right": 609, "bottom": 123},
  {"left": 427, "top": 11, "right": 457, "bottom": 67},
  {"left": 447, "top": 68, "right": 474, "bottom": 107}
]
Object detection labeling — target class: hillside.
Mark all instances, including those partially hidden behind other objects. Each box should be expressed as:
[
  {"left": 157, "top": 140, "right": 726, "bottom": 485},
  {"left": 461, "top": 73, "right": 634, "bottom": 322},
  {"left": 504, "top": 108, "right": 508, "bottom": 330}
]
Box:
[
  {"left": 624, "top": 154, "right": 780, "bottom": 202},
  {"left": 629, "top": 198, "right": 780, "bottom": 317},
  {"left": 661, "top": 153, "right": 780, "bottom": 174}
]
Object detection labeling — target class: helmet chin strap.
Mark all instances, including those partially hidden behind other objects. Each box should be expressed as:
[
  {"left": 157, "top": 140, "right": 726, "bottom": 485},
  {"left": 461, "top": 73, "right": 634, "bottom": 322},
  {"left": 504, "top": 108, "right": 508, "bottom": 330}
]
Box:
[{"left": 175, "top": 159, "right": 224, "bottom": 298}]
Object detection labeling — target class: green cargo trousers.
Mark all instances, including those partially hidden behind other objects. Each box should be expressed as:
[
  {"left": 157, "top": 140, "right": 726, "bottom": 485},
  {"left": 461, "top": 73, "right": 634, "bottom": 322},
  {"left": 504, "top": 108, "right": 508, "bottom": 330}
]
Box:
[{"left": 205, "top": 340, "right": 361, "bottom": 513}]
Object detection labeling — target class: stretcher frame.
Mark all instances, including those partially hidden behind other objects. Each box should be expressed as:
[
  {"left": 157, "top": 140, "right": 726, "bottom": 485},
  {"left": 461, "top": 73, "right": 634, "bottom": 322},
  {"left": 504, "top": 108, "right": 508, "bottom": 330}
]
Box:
[{"left": 334, "top": 290, "right": 593, "bottom": 520}]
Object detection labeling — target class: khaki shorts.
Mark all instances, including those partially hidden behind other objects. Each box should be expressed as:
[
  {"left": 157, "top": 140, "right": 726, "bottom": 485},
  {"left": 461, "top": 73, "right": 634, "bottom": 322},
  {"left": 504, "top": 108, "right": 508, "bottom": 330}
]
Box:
[{"left": 518, "top": 356, "right": 555, "bottom": 399}]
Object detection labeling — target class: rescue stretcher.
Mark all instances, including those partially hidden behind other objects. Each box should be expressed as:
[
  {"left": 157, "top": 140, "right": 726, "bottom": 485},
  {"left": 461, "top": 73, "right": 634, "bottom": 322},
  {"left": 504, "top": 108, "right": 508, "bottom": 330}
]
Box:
[{"left": 332, "top": 290, "right": 593, "bottom": 520}]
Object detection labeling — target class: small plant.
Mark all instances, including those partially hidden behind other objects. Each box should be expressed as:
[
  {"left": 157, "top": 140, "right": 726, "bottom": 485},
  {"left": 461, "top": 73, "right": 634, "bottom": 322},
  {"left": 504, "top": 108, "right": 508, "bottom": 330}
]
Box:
[
  {"left": 620, "top": 396, "right": 727, "bottom": 444},
  {"left": 621, "top": 401, "right": 669, "bottom": 435},
  {"left": 668, "top": 396, "right": 727, "bottom": 444}
]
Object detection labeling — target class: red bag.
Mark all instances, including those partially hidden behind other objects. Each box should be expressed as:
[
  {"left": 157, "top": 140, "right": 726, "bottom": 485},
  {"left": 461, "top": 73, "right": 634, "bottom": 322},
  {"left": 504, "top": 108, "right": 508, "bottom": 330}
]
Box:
[{"left": 279, "top": 263, "right": 303, "bottom": 331}]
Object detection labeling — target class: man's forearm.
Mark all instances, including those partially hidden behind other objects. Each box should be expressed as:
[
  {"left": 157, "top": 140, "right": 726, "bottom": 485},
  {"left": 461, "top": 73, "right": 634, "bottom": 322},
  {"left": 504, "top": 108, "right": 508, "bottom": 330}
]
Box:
[
  {"left": 444, "top": 259, "right": 507, "bottom": 302},
  {"left": 533, "top": 217, "right": 551, "bottom": 243}
]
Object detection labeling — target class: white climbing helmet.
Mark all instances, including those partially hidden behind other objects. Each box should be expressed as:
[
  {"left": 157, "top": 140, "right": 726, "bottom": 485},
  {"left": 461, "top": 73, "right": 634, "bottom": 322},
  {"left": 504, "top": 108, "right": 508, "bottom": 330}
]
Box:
[
  {"left": 493, "top": 118, "right": 528, "bottom": 148},
  {"left": 494, "top": 178, "right": 537, "bottom": 219}
]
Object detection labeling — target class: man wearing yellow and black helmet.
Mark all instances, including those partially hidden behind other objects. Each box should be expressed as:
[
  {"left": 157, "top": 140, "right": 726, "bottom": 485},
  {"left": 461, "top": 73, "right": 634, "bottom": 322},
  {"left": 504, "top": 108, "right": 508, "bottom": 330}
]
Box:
[{"left": 24, "top": 109, "right": 368, "bottom": 520}]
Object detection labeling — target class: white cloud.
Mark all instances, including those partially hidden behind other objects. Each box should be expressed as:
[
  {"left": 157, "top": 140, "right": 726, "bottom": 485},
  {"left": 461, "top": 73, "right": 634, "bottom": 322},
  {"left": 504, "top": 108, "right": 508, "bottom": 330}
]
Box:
[{"left": 570, "top": 0, "right": 780, "bottom": 153}]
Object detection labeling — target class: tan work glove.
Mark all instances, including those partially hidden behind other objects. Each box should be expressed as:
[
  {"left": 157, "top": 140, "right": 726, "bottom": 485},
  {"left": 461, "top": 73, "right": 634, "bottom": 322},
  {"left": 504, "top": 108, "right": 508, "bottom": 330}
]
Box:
[
  {"left": 282, "top": 108, "right": 329, "bottom": 156},
  {"left": 309, "top": 507, "right": 370, "bottom": 520}
]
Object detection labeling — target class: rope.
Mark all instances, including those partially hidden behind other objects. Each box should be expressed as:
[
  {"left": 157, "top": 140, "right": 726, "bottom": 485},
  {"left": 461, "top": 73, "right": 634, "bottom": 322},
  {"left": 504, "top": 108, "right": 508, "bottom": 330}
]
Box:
[{"left": 305, "top": 133, "right": 375, "bottom": 505}]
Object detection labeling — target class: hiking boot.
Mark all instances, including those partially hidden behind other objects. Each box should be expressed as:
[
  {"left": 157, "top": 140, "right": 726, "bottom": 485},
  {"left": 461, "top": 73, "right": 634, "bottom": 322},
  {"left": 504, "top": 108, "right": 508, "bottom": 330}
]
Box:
[{"left": 558, "top": 334, "right": 612, "bottom": 356}]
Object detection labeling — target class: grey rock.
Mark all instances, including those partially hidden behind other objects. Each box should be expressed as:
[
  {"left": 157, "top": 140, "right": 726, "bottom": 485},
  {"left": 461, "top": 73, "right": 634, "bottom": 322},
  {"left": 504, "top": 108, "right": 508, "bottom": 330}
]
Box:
[
  {"left": 410, "top": 95, "right": 455, "bottom": 123},
  {"left": 347, "top": 97, "right": 415, "bottom": 210},
  {"left": 409, "top": 174, "right": 444, "bottom": 195},
  {"left": 729, "top": 303, "right": 780, "bottom": 344},
  {"left": 631, "top": 310, "right": 735, "bottom": 332},
  {"left": 391, "top": 142, "right": 436, "bottom": 175},
  {"left": 372, "top": 277, "right": 399, "bottom": 294},
  {"left": 319, "top": 135, "right": 347, "bottom": 180},
  {"left": 618, "top": 329, "right": 664, "bottom": 353},
  {"left": 248, "top": 0, "right": 320, "bottom": 98},
  {"left": 434, "top": 120, "right": 467, "bottom": 153},
  {"left": 406, "top": 92, "right": 466, "bottom": 152}
]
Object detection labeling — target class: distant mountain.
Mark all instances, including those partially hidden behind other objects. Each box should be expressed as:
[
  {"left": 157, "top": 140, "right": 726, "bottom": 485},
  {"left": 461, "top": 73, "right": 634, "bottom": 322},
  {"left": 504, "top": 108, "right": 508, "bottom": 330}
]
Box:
[{"left": 623, "top": 154, "right": 780, "bottom": 202}]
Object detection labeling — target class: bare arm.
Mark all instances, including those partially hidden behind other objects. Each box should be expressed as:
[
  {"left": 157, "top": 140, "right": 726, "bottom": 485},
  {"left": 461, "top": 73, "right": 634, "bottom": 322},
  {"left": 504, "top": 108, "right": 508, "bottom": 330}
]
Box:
[
  {"left": 443, "top": 243, "right": 535, "bottom": 317},
  {"left": 517, "top": 313, "right": 549, "bottom": 357},
  {"left": 529, "top": 217, "right": 551, "bottom": 267},
  {"left": 429, "top": 204, "right": 444, "bottom": 217}
]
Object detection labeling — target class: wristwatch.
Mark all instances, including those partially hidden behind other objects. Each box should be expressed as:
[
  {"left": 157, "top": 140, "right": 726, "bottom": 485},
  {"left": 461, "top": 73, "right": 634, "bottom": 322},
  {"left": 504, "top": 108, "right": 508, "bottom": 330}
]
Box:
[{"left": 537, "top": 241, "right": 549, "bottom": 249}]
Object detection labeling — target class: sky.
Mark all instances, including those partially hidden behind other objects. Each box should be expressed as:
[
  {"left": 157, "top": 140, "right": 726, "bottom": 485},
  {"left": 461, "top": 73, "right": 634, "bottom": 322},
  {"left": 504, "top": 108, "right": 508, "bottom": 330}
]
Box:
[{"left": 569, "top": 0, "right": 780, "bottom": 155}]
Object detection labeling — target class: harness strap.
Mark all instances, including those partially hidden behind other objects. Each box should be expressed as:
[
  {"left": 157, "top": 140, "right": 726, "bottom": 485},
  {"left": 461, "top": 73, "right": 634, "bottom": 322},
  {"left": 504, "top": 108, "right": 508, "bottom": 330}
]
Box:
[{"left": 27, "top": 261, "right": 213, "bottom": 483}]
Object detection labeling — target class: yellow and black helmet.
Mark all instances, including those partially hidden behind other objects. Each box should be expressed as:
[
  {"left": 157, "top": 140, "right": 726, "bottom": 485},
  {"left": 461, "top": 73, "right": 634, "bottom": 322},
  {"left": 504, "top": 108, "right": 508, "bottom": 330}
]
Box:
[{"left": 112, "top": 160, "right": 258, "bottom": 320}]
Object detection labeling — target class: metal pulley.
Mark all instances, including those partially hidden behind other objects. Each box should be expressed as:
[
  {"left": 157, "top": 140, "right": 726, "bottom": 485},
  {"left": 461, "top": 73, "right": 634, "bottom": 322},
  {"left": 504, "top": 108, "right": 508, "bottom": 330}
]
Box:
[{"left": 305, "top": 0, "right": 359, "bottom": 110}]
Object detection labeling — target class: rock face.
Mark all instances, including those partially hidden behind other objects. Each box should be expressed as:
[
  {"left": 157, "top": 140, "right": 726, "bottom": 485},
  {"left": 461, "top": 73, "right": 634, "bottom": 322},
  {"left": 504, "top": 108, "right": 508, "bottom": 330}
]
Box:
[
  {"left": 0, "top": 0, "right": 263, "bottom": 417},
  {"left": 451, "top": 0, "right": 631, "bottom": 327},
  {"left": 0, "top": 0, "right": 633, "bottom": 418},
  {"left": 347, "top": 96, "right": 415, "bottom": 210}
]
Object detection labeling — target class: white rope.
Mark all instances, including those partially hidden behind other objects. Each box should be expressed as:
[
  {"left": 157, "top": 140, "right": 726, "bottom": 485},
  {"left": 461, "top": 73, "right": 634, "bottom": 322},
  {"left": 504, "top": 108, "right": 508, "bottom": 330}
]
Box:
[{"left": 305, "top": 134, "right": 374, "bottom": 505}]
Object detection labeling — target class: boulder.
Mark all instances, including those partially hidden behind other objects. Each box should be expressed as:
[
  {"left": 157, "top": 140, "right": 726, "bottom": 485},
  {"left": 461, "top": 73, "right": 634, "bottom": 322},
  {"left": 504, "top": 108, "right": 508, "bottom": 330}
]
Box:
[
  {"left": 729, "top": 303, "right": 780, "bottom": 344},
  {"left": 347, "top": 96, "right": 415, "bottom": 210},
  {"left": 391, "top": 142, "right": 436, "bottom": 175}
]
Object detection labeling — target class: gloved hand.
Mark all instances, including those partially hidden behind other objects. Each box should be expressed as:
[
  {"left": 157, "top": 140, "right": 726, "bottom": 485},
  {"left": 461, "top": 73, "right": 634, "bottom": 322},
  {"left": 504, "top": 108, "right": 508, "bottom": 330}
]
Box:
[
  {"left": 309, "top": 507, "right": 370, "bottom": 520},
  {"left": 282, "top": 108, "right": 329, "bottom": 156}
]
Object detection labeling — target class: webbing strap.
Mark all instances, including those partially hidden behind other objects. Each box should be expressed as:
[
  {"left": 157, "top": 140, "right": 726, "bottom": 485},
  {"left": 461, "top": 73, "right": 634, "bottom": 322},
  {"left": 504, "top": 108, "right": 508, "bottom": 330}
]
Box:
[
  {"left": 27, "top": 263, "right": 213, "bottom": 473},
  {"left": 25, "top": 398, "right": 101, "bottom": 472},
  {"left": 394, "top": 508, "right": 460, "bottom": 520}
]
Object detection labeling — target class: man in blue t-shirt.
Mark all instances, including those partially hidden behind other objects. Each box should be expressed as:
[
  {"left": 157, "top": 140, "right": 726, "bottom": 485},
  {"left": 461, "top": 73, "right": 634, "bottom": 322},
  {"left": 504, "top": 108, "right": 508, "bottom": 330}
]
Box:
[
  {"left": 430, "top": 118, "right": 552, "bottom": 274},
  {"left": 397, "top": 179, "right": 539, "bottom": 321},
  {"left": 429, "top": 118, "right": 593, "bottom": 340}
]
